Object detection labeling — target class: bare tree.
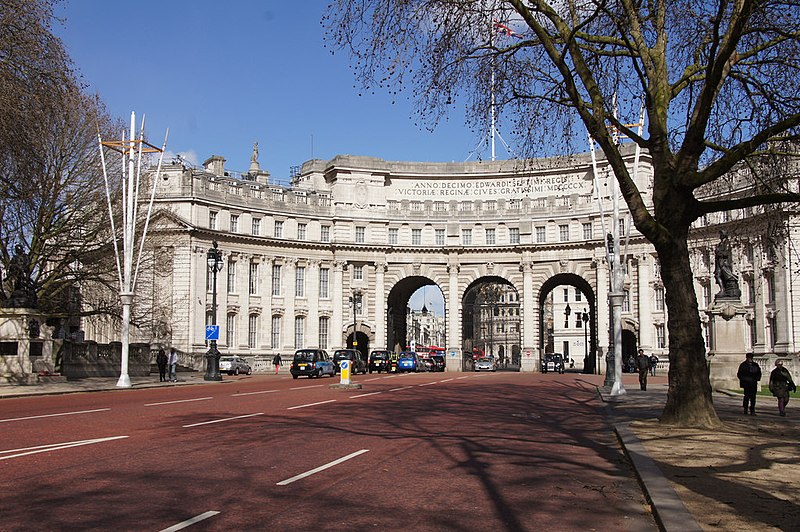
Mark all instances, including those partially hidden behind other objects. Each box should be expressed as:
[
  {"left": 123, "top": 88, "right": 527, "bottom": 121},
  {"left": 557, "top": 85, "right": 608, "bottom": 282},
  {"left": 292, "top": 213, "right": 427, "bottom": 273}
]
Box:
[
  {"left": 325, "top": 0, "right": 800, "bottom": 426},
  {"left": 0, "top": 0, "right": 123, "bottom": 325}
]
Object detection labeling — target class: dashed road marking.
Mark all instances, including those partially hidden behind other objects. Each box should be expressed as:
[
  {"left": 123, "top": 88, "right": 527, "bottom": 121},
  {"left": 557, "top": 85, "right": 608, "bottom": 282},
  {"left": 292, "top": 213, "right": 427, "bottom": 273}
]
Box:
[
  {"left": 145, "top": 397, "right": 213, "bottom": 407},
  {"left": 231, "top": 389, "right": 279, "bottom": 397},
  {"left": 349, "top": 391, "right": 382, "bottom": 398},
  {"left": 0, "top": 408, "right": 110, "bottom": 423},
  {"left": 183, "top": 413, "right": 263, "bottom": 428},
  {"left": 159, "top": 511, "right": 220, "bottom": 531},
  {"left": 287, "top": 399, "right": 337, "bottom": 410},
  {"left": 0, "top": 436, "right": 128, "bottom": 461},
  {"left": 277, "top": 449, "right": 369, "bottom": 485}
]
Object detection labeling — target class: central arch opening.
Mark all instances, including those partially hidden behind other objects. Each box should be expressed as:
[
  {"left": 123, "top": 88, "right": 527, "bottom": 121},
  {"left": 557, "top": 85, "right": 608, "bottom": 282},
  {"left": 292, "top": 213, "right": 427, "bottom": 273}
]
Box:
[{"left": 462, "top": 276, "right": 521, "bottom": 371}]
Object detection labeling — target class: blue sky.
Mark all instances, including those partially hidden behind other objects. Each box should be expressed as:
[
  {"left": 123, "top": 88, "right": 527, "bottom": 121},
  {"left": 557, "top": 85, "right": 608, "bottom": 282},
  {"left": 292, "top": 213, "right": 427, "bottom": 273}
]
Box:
[
  {"left": 53, "top": 1, "right": 493, "bottom": 186},
  {"left": 54, "top": 1, "right": 454, "bottom": 314}
]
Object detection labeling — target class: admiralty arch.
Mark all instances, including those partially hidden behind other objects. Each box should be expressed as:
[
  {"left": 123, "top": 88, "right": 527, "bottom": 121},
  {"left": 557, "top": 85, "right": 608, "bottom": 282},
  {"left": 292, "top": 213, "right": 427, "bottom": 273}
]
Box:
[{"left": 83, "top": 143, "right": 800, "bottom": 375}]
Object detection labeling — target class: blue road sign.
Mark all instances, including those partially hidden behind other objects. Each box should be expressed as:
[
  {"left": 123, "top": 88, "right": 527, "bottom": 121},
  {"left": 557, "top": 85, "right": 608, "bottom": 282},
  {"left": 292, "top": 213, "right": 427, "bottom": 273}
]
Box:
[{"left": 206, "top": 325, "right": 220, "bottom": 341}]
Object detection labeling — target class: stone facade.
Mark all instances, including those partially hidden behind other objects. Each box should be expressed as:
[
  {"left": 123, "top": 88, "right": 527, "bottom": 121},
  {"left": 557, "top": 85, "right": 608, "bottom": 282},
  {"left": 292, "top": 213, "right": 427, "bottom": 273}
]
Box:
[{"left": 76, "top": 146, "right": 799, "bottom": 381}]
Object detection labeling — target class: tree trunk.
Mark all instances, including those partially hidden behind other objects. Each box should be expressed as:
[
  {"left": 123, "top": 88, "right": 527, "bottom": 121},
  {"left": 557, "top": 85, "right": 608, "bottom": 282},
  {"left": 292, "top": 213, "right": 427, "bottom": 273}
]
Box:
[{"left": 657, "top": 238, "right": 722, "bottom": 427}]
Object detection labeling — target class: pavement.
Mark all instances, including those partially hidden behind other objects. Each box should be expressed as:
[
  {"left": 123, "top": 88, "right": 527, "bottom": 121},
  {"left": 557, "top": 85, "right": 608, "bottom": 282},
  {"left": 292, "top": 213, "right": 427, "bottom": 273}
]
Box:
[{"left": 1, "top": 372, "right": 792, "bottom": 531}]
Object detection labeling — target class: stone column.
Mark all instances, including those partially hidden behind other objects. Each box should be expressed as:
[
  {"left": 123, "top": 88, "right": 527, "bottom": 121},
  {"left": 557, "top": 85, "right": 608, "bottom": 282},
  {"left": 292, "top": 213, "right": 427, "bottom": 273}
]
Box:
[
  {"left": 332, "top": 261, "right": 346, "bottom": 350},
  {"left": 446, "top": 263, "right": 462, "bottom": 371},
  {"left": 283, "top": 258, "right": 297, "bottom": 352},
  {"left": 595, "top": 257, "right": 610, "bottom": 375},
  {"left": 375, "top": 262, "right": 387, "bottom": 349},
  {"left": 773, "top": 263, "right": 791, "bottom": 352},
  {"left": 520, "top": 260, "right": 537, "bottom": 372},
  {"left": 636, "top": 254, "right": 653, "bottom": 350},
  {"left": 307, "top": 260, "right": 320, "bottom": 348}
]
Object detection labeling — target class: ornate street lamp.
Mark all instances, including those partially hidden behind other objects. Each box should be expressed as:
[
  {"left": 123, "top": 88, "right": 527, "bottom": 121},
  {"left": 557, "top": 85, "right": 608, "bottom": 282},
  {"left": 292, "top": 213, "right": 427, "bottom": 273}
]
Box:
[
  {"left": 349, "top": 290, "right": 362, "bottom": 351},
  {"left": 564, "top": 303, "right": 571, "bottom": 328},
  {"left": 205, "top": 241, "right": 224, "bottom": 381}
]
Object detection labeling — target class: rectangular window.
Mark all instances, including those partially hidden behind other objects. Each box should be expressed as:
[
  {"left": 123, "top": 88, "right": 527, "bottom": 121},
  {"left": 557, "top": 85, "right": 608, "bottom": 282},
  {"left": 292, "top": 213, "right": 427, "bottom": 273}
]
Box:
[
  {"left": 582, "top": 222, "right": 592, "bottom": 240},
  {"left": 389, "top": 228, "right": 398, "bottom": 245},
  {"left": 227, "top": 262, "right": 236, "bottom": 293},
  {"left": 435, "top": 229, "right": 445, "bottom": 246},
  {"left": 434, "top": 201, "right": 447, "bottom": 212},
  {"left": 353, "top": 265, "right": 364, "bottom": 280},
  {"left": 623, "top": 289, "right": 630, "bottom": 312},
  {"left": 230, "top": 214, "right": 239, "bottom": 233},
  {"left": 486, "top": 228, "right": 496, "bottom": 245},
  {"left": 294, "top": 316, "right": 305, "bottom": 349},
  {"left": 295, "top": 266, "right": 306, "bottom": 297},
  {"left": 536, "top": 226, "right": 546, "bottom": 243},
  {"left": 209, "top": 211, "right": 217, "bottom": 230},
  {"left": 412, "top": 229, "right": 422, "bottom": 245},
  {"left": 575, "top": 290, "right": 582, "bottom": 302},
  {"left": 655, "top": 287, "right": 665, "bottom": 311},
  {"left": 319, "top": 268, "right": 330, "bottom": 298},
  {"left": 462, "top": 229, "right": 472, "bottom": 245},
  {"left": 320, "top": 225, "right": 330, "bottom": 242},
  {"left": 271, "top": 316, "right": 281, "bottom": 348},
  {"left": 510, "top": 227, "right": 520, "bottom": 244},
  {"left": 559, "top": 224, "right": 569, "bottom": 242},
  {"left": 251, "top": 218, "right": 260, "bottom": 235},
  {"left": 703, "top": 283, "right": 711, "bottom": 308},
  {"left": 655, "top": 324, "right": 665, "bottom": 348},
  {"left": 619, "top": 219, "right": 626, "bottom": 236},
  {"left": 486, "top": 200, "right": 496, "bottom": 211},
  {"left": 298, "top": 223, "right": 307, "bottom": 240},
  {"left": 249, "top": 262, "right": 258, "bottom": 294},
  {"left": 355, "top": 226, "right": 365, "bottom": 243},
  {"left": 274, "top": 220, "right": 283, "bottom": 238},
  {"left": 410, "top": 201, "right": 423, "bottom": 212},
  {"left": 226, "top": 313, "right": 235, "bottom": 346},
  {"left": 272, "top": 264, "right": 281, "bottom": 296},
  {"left": 319, "top": 317, "right": 329, "bottom": 350},
  {"left": 248, "top": 314, "right": 257, "bottom": 348},
  {"left": 563, "top": 288, "right": 569, "bottom": 302},
  {"left": 206, "top": 267, "right": 212, "bottom": 292}
]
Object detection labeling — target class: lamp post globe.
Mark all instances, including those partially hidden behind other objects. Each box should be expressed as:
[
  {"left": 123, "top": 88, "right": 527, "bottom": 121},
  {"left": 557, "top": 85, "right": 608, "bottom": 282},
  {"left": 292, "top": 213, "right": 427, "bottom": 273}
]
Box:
[{"left": 205, "top": 241, "right": 224, "bottom": 381}]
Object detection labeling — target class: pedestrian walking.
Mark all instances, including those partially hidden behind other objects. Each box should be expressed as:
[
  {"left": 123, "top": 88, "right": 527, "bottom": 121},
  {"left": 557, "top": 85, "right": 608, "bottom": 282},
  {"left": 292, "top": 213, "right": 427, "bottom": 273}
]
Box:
[
  {"left": 167, "top": 348, "right": 178, "bottom": 382},
  {"left": 648, "top": 354, "right": 659, "bottom": 376},
  {"left": 273, "top": 353, "right": 282, "bottom": 375},
  {"left": 768, "top": 360, "right": 797, "bottom": 417},
  {"left": 156, "top": 348, "right": 168, "bottom": 382},
  {"left": 737, "top": 352, "right": 762, "bottom": 415},
  {"left": 635, "top": 349, "right": 650, "bottom": 390}
]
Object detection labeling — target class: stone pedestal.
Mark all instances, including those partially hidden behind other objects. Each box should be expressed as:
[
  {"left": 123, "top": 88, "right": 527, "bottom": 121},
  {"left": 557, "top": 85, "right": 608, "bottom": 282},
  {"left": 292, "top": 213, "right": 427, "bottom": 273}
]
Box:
[
  {"left": 445, "top": 347, "right": 462, "bottom": 372},
  {"left": 707, "top": 300, "right": 748, "bottom": 391},
  {"left": 0, "top": 308, "right": 51, "bottom": 384},
  {"left": 520, "top": 347, "right": 538, "bottom": 373}
]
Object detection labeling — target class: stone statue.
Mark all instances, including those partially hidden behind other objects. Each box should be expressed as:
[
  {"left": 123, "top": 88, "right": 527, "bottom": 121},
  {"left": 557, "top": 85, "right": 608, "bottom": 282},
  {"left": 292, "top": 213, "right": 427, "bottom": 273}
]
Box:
[
  {"left": 2, "top": 243, "right": 37, "bottom": 308},
  {"left": 251, "top": 141, "right": 259, "bottom": 163},
  {"left": 714, "top": 230, "right": 741, "bottom": 299}
]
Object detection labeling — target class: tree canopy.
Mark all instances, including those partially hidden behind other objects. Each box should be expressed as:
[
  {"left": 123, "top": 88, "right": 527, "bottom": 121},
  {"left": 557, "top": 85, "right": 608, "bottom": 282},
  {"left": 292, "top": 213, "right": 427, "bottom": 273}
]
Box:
[{"left": 325, "top": 0, "right": 800, "bottom": 426}]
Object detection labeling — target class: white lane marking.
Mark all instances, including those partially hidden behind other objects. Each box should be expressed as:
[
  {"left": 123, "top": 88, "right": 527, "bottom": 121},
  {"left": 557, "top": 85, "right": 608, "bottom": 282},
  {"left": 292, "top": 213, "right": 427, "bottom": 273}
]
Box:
[
  {"left": 287, "top": 399, "right": 336, "bottom": 410},
  {"left": 231, "top": 389, "right": 278, "bottom": 397},
  {"left": 418, "top": 382, "right": 437, "bottom": 387},
  {"left": 0, "top": 408, "right": 110, "bottom": 423},
  {"left": 0, "top": 436, "right": 128, "bottom": 461},
  {"left": 382, "top": 374, "right": 401, "bottom": 379},
  {"left": 389, "top": 386, "right": 413, "bottom": 392},
  {"left": 159, "top": 511, "right": 220, "bottom": 531},
  {"left": 455, "top": 376, "right": 470, "bottom": 380},
  {"left": 440, "top": 378, "right": 455, "bottom": 382},
  {"left": 290, "top": 384, "right": 323, "bottom": 390},
  {"left": 277, "top": 449, "right": 369, "bottom": 486},
  {"left": 144, "top": 397, "right": 213, "bottom": 407},
  {"left": 183, "top": 413, "right": 263, "bottom": 428},
  {"left": 349, "top": 391, "right": 382, "bottom": 398},
  {"left": 362, "top": 377, "right": 382, "bottom": 382}
]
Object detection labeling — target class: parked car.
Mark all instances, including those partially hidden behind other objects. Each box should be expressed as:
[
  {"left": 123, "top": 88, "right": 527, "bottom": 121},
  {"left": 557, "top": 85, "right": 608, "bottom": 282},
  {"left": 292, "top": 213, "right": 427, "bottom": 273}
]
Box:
[
  {"left": 333, "top": 349, "right": 367, "bottom": 374},
  {"left": 541, "top": 353, "right": 565, "bottom": 374},
  {"left": 429, "top": 355, "right": 446, "bottom": 372},
  {"left": 369, "top": 350, "right": 390, "bottom": 373},
  {"left": 219, "top": 356, "right": 252, "bottom": 376},
  {"left": 290, "top": 349, "right": 335, "bottom": 379},
  {"left": 419, "top": 357, "right": 434, "bottom": 372},
  {"left": 474, "top": 357, "right": 496, "bottom": 372},
  {"left": 397, "top": 351, "right": 420, "bottom": 373}
]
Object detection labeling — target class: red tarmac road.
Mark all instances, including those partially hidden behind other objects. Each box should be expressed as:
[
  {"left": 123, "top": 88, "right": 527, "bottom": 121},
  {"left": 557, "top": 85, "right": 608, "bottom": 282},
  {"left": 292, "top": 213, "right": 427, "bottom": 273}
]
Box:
[{"left": 0, "top": 372, "right": 655, "bottom": 531}]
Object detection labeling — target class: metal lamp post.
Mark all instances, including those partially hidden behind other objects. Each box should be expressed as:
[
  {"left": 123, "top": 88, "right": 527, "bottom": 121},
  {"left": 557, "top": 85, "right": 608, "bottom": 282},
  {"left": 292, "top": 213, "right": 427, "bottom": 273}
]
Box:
[
  {"left": 349, "top": 290, "right": 362, "bottom": 351},
  {"left": 581, "top": 309, "right": 590, "bottom": 373},
  {"left": 205, "top": 241, "right": 224, "bottom": 381}
]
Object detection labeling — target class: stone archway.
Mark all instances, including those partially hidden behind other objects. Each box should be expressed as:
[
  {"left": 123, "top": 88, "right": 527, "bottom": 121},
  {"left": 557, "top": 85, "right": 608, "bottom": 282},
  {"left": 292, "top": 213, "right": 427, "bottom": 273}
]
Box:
[
  {"left": 386, "top": 276, "right": 444, "bottom": 353},
  {"left": 538, "top": 273, "right": 597, "bottom": 374},
  {"left": 461, "top": 276, "right": 521, "bottom": 372}
]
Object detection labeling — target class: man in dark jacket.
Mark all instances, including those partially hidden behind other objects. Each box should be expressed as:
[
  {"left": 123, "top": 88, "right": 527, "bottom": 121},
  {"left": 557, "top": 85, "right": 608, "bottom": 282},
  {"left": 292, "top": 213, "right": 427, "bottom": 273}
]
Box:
[
  {"left": 737, "top": 352, "right": 762, "bottom": 415},
  {"left": 635, "top": 349, "right": 650, "bottom": 390},
  {"left": 156, "top": 349, "right": 168, "bottom": 382}
]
